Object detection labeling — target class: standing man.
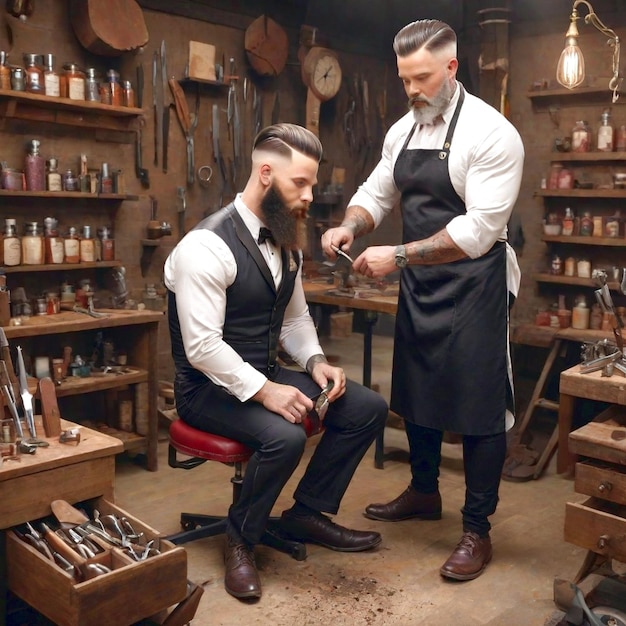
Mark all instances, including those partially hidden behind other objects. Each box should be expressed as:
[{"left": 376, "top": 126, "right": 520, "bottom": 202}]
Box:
[
  {"left": 322, "top": 19, "right": 524, "bottom": 581},
  {"left": 165, "top": 124, "right": 387, "bottom": 601}
]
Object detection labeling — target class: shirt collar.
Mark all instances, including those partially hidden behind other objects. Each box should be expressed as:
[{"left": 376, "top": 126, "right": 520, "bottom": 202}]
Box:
[{"left": 234, "top": 193, "right": 266, "bottom": 242}]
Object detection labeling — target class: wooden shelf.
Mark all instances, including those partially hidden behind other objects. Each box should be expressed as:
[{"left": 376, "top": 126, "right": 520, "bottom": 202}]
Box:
[
  {"left": 535, "top": 189, "right": 626, "bottom": 199},
  {"left": 54, "top": 367, "right": 148, "bottom": 397},
  {"left": 527, "top": 85, "right": 624, "bottom": 108},
  {"left": 0, "top": 89, "right": 143, "bottom": 133},
  {"left": 2, "top": 309, "right": 163, "bottom": 339},
  {"left": 549, "top": 152, "right": 626, "bottom": 163},
  {"left": 2, "top": 260, "right": 122, "bottom": 273},
  {"left": 0, "top": 190, "right": 138, "bottom": 201},
  {"left": 533, "top": 272, "right": 621, "bottom": 290},
  {"left": 542, "top": 235, "right": 626, "bottom": 247}
]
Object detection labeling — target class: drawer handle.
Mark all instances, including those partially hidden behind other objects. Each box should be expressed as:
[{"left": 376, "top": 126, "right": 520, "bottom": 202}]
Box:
[
  {"left": 597, "top": 534, "right": 610, "bottom": 551},
  {"left": 597, "top": 481, "right": 613, "bottom": 494}
]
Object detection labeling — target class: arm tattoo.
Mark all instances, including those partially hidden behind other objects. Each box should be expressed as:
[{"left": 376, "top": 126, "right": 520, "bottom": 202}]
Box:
[
  {"left": 306, "top": 354, "right": 328, "bottom": 375},
  {"left": 341, "top": 206, "right": 374, "bottom": 238},
  {"left": 406, "top": 231, "right": 467, "bottom": 265}
]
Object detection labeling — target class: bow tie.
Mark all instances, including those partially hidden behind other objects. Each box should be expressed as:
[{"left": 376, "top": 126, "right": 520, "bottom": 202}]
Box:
[{"left": 258, "top": 227, "right": 276, "bottom": 245}]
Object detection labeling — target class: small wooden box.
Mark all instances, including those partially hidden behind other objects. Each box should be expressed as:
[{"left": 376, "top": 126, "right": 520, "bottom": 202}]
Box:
[
  {"left": 7, "top": 498, "right": 187, "bottom": 626},
  {"left": 187, "top": 41, "right": 216, "bottom": 82}
]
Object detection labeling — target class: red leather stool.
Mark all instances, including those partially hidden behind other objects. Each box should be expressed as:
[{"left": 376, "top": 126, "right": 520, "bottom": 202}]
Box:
[{"left": 165, "top": 417, "right": 322, "bottom": 560}]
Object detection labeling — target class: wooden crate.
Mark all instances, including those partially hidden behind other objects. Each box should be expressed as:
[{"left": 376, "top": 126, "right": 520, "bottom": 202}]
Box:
[{"left": 7, "top": 497, "right": 187, "bottom": 626}]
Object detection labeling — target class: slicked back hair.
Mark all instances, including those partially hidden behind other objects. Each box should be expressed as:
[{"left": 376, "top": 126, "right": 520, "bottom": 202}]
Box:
[
  {"left": 252, "top": 123, "right": 323, "bottom": 163},
  {"left": 393, "top": 19, "right": 457, "bottom": 58}
]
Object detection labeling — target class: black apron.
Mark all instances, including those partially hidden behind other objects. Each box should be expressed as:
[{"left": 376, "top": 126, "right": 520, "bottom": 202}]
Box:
[{"left": 390, "top": 88, "right": 511, "bottom": 436}]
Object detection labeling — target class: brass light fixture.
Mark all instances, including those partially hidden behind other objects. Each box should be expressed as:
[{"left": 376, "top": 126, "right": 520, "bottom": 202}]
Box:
[{"left": 555, "top": 0, "right": 621, "bottom": 102}]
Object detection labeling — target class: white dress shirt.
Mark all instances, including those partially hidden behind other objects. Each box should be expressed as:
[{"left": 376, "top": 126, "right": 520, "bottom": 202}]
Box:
[
  {"left": 163, "top": 194, "right": 324, "bottom": 402},
  {"left": 348, "top": 82, "right": 525, "bottom": 296}
]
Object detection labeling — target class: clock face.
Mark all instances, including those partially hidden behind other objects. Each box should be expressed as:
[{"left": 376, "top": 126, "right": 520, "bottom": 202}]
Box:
[{"left": 306, "top": 49, "right": 342, "bottom": 101}]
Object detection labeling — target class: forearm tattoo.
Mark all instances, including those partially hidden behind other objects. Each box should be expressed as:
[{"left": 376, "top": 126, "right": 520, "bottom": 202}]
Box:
[
  {"left": 341, "top": 207, "right": 373, "bottom": 238},
  {"left": 406, "top": 231, "right": 466, "bottom": 265},
  {"left": 306, "top": 354, "right": 328, "bottom": 375}
]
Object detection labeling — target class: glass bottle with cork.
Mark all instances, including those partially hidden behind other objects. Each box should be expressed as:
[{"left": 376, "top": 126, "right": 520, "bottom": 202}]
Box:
[
  {"left": 64, "top": 227, "right": 80, "bottom": 263},
  {"left": 79, "top": 225, "right": 95, "bottom": 263},
  {"left": 597, "top": 109, "right": 614, "bottom": 152},
  {"left": 571, "top": 120, "right": 591, "bottom": 153},
  {"left": 562, "top": 207, "right": 575, "bottom": 236},
  {"left": 3, "top": 219, "right": 21, "bottom": 267},
  {"left": 99, "top": 226, "right": 115, "bottom": 261},
  {"left": 43, "top": 53, "right": 60, "bottom": 97},
  {"left": 64, "top": 63, "right": 85, "bottom": 101},
  {"left": 46, "top": 157, "right": 62, "bottom": 191},
  {"left": 106, "top": 70, "right": 122, "bottom": 106},
  {"left": 84, "top": 67, "right": 100, "bottom": 102},
  {"left": 43, "top": 217, "right": 64, "bottom": 264},
  {"left": 100, "top": 162, "right": 113, "bottom": 193},
  {"left": 21, "top": 221, "right": 44, "bottom": 265},
  {"left": 24, "top": 139, "right": 45, "bottom": 192},
  {"left": 78, "top": 153, "right": 91, "bottom": 193},
  {"left": 572, "top": 295, "right": 590, "bottom": 329}
]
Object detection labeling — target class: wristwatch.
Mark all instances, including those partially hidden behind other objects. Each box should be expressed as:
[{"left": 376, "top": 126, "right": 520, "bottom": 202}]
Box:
[{"left": 394, "top": 244, "right": 408, "bottom": 269}]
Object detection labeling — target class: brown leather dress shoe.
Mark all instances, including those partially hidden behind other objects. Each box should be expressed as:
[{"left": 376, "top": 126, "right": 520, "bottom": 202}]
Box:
[
  {"left": 280, "top": 510, "right": 381, "bottom": 552},
  {"left": 224, "top": 536, "right": 262, "bottom": 599},
  {"left": 439, "top": 531, "right": 492, "bottom": 581},
  {"left": 364, "top": 485, "right": 442, "bottom": 521}
]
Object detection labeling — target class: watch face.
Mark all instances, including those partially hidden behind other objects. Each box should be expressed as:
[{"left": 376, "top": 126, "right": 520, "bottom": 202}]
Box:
[{"left": 312, "top": 55, "right": 341, "bottom": 100}]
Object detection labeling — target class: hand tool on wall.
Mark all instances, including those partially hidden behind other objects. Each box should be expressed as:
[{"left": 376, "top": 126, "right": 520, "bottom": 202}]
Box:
[
  {"left": 226, "top": 57, "right": 241, "bottom": 187},
  {"left": 161, "top": 39, "right": 170, "bottom": 173},
  {"left": 17, "top": 345, "right": 36, "bottom": 439},
  {"left": 0, "top": 327, "right": 18, "bottom": 386},
  {"left": 176, "top": 186, "right": 187, "bottom": 238},
  {"left": 136, "top": 63, "right": 144, "bottom": 109},
  {"left": 135, "top": 120, "right": 150, "bottom": 188},
  {"left": 169, "top": 78, "right": 198, "bottom": 185},
  {"left": 212, "top": 103, "right": 227, "bottom": 207},
  {"left": 152, "top": 50, "right": 160, "bottom": 167},
  {"left": 38, "top": 376, "right": 62, "bottom": 437}
]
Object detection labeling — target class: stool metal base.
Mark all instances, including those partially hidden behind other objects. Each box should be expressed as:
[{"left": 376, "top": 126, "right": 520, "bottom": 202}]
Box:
[{"left": 166, "top": 513, "right": 307, "bottom": 561}]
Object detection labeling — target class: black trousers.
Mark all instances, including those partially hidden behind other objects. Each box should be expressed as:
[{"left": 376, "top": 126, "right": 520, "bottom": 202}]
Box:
[
  {"left": 176, "top": 366, "right": 388, "bottom": 545},
  {"left": 404, "top": 421, "right": 507, "bottom": 537}
]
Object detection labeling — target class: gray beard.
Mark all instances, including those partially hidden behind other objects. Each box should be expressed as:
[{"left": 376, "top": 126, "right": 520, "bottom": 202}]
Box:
[{"left": 409, "top": 79, "right": 454, "bottom": 125}]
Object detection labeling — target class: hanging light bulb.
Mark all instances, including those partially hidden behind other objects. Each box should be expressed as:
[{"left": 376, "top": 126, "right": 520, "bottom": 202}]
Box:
[
  {"left": 556, "top": 9, "right": 585, "bottom": 89},
  {"left": 555, "top": 1, "right": 621, "bottom": 102}
]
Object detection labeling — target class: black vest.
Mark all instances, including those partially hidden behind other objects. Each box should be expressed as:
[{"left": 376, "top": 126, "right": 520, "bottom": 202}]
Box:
[{"left": 168, "top": 204, "right": 300, "bottom": 388}]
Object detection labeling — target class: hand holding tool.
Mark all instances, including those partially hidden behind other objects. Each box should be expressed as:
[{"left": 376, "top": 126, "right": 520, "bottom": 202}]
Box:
[
  {"left": 330, "top": 244, "right": 354, "bottom": 264},
  {"left": 17, "top": 346, "right": 36, "bottom": 439}
]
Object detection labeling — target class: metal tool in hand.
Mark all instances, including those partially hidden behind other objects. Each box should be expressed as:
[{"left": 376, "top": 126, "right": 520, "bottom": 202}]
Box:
[
  {"left": 17, "top": 346, "right": 36, "bottom": 438},
  {"left": 330, "top": 244, "right": 354, "bottom": 264},
  {"left": 169, "top": 78, "right": 198, "bottom": 185},
  {"left": 307, "top": 380, "right": 334, "bottom": 434}
]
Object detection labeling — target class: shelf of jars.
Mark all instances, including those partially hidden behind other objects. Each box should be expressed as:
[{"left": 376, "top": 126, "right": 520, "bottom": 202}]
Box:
[
  {"left": 535, "top": 189, "right": 626, "bottom": 198},
  {"left": 533, "top": 273, "right": 622, "bottom": 291},
  {"left": 0, "top": 190, "right": 138, "bottom": 201},
  {"left": 542, "top": 235, "right": 626, "bottom": 247},
  {"left": 526, "top": 85, "right": 625, "bottom": 109},
  {"left": 1, "top": 260, "right": 122, "bottom": 273},
  {"left": 0, "top": 88, "right": 143, "bottom": 133},
  {"left": 549, "top": 152, "right": 626, "bottom": 163}
]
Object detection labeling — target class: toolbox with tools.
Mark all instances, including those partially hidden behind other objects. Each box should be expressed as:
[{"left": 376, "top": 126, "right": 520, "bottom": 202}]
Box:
[{"left": 6, "top": 497, "right": 189, "bottom": 626}]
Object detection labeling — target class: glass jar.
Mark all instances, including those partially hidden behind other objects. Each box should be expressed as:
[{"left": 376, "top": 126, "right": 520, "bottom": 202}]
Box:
[
  {"left": 43, "top": 217, "right": 64, "bottom": 264},
  {"left": 100, "top": 162, "right": 113, "bottom": 193},
  {"left": 3, "top": 219, "right": 21, "bottom": 266},
  {"left": 46, "top": 157, "right": 62, "bottom": 191},
  {"left": 64, "top": 227, "right": 80, "bottom": 263},
  {"left": 0, "top": 50, "right": 11, "bottom": 90},
  {"left": 21, "top": 221, "right": 44, "bottom": 265},
  {"left": 617, "top": 125, "right": 626, "bottom": 152},
  {"left": 24, "top": 138, "right": 45, "bottom": 192},
  {"left": 580, "top": 211, "right": 594, "bottom": 236},
  {"left": 597, "top": 109, "right": 614, "bottom": 152},
  {"left": 1, "top": 167, "right": 24, "bottom": 191},
  {"left": 78, "top": 153, "right": 91, "bottom": 192},
  {"left": 10, "top": 67, "right": 25, "bottom": 91},
  {"left": 79, "top": 225, "right": 95, "bottom": 262},
  {"left": 548, "top": 163, "right": 563, "bottom": 190},
  {"left": 23, "top": 53, "right": 43, "bottom": 94},
  {"left": 99, "top": 226, "right": 115, "bottom": 261},
  {"left": 62, "top": 169, "right": 78, "bottom": 192},
  {"left": 84, "top": 67, "right": 100, "bottom": 102},
  {"left": 122, "top": 80, "right": 135, "bottom": 107},
  {"left": 562, "top": 207, "right": 575, "bottom": 236},
  {"left": 571, "top": 120, "right": 591, "bottom": 153},
  {"left": 43, "top": 53, "right": 59, "bottom": 97},
  {"left": 106, "top": 70, "right": 122, "bottom": 106},
  {"left": 557, "top": 166, "right": 574, "bottom": 189},
  {"left": 571, "top": 295, "right": 590, "bottom": 329},
  {"left": 64, "top": 63, "right": 85, "bottom": 101}
]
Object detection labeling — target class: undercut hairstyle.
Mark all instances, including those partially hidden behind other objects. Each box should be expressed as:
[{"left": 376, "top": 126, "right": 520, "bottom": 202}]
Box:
[
  {"left": 252, "top": 123, "right": 323, "bottom": 163},
  {"left": 393, "top": 19, "right": 457, "bottom": 58}
]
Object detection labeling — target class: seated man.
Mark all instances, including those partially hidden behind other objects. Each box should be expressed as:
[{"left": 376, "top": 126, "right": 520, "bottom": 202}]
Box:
[{"left": 164, "top": 123, "right": 388, "bottom": 601}]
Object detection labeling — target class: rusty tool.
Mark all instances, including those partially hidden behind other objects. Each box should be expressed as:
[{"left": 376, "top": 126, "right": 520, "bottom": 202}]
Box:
[
  {"left": 135, "top": 119, "right": 150, "bottom": 188},
  {"left": 169, "top": 78, "right": 198, "bottom": 185},
  {"left": 37, "top": 376, "right": 62, "bottom": 437},
  {"left": 161, "top": 39, "right": 171, "bottom": 173},
  {"left": 152, "top": 49, "right": 160, "bottom": 167}
]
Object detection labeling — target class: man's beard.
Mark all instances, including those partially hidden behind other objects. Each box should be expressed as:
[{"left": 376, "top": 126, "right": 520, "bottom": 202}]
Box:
[
  {"left": 408, "top": 78, "right": 453, "bottom": 125},
  {"left": 261, "top": 183, "right": 308, "bottom": 251}
]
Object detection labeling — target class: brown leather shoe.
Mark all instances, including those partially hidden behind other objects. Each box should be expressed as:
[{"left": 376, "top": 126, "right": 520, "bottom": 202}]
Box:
[
  {"left": 224, "top": 536, "right": 262, "bottom": 599},
  {"left": 439, "top": 531, "right": 492, "bottom": 581},
  {"left": 364, "top": 485, "right": 442, "bottom": 521},
  {"left": 280, "top": 510, "right": 381, "bottom": 552}
]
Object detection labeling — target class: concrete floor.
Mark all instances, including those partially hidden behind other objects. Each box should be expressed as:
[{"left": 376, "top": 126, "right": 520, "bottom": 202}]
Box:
[{"left": 113, "top": 333, "right": 587, "bottom": 626}]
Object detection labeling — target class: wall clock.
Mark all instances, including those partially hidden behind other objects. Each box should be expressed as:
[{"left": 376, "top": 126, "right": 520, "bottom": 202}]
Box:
[{"left": 302, "top": 46, "right": 342, "bottom": 136}]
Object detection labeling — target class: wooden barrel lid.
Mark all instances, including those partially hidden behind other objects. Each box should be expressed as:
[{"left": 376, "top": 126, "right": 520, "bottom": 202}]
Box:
[
  {"left": 245, "top": 15, "right": 288, "bottom": 77},
  {"left": 70, "top": 0, "right": 149, "bottom": 56}
]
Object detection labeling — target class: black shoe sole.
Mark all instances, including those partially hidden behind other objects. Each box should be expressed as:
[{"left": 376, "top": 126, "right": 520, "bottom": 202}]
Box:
[{"left": 362, "top": 510, "right": 442, "bottom": 522}]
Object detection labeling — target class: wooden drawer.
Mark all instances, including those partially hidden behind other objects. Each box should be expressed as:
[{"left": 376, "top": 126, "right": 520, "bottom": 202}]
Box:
[
  {"left": 575, "top": 460, "right": 626, "bottom": 504},
  {"left": 564, "top": 496, "right": 626, "bottom": 561},
  {"left": 6, "top": 497, "right": 188, "bottom": 626},
  {"left": 569, "top": 405, "right": 626, "bottom": 466}
]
